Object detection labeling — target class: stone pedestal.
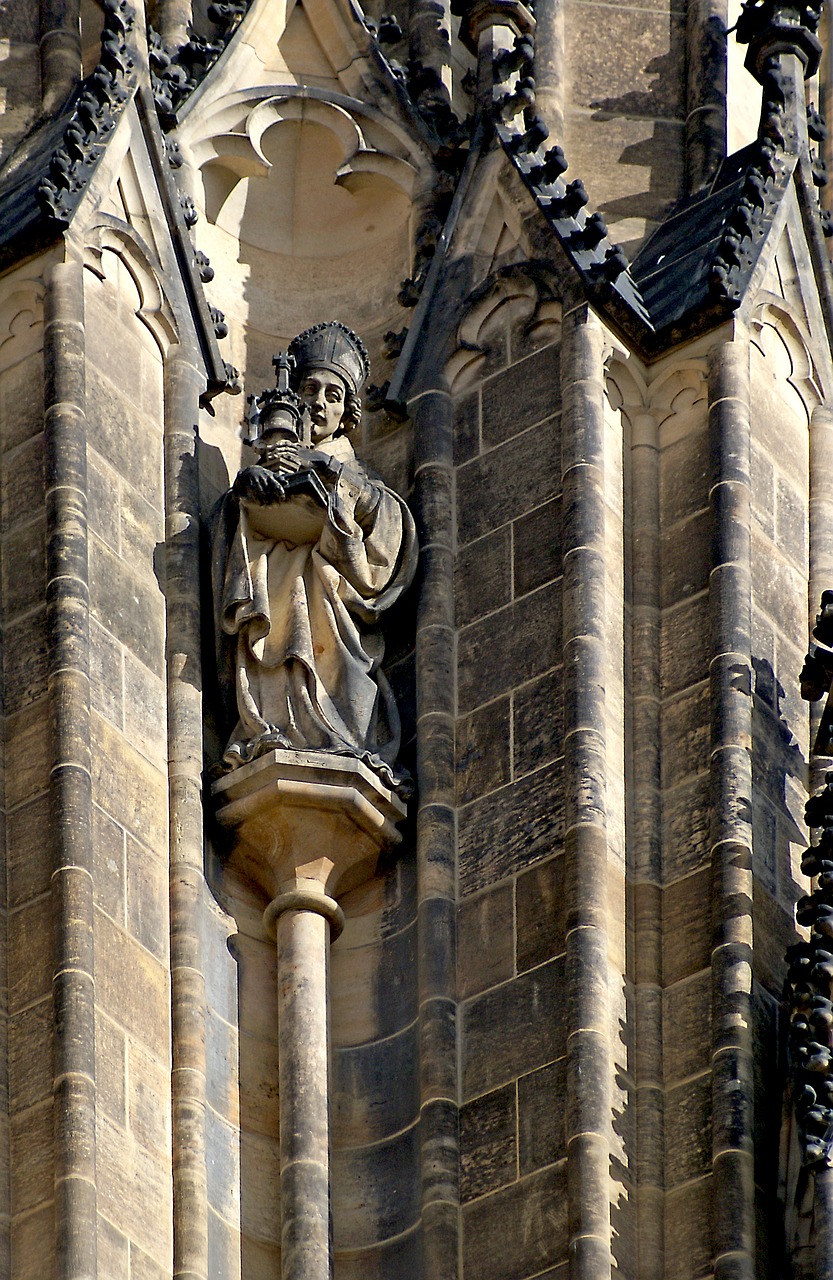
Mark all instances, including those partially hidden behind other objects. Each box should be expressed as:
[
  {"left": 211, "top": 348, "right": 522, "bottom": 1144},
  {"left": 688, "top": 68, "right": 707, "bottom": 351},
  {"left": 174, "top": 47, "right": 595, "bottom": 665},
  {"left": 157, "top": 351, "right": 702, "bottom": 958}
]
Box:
[{"left": 213, "top": 750, "right": 406, "bottom": 1280}]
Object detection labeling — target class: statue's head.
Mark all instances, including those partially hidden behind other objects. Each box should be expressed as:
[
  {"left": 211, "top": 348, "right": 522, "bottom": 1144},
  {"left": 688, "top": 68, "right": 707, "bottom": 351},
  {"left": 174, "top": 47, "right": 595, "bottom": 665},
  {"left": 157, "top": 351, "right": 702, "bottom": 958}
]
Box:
[{"left": 288, "top": 321, "right": 369, "bottom": 437}]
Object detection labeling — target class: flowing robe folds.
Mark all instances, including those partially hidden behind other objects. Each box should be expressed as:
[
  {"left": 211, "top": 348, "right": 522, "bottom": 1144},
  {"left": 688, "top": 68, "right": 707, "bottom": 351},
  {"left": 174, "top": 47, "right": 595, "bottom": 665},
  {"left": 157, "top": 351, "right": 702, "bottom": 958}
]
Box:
[{"left": 212, "top": 437, "right": 417, "bottom": 786}]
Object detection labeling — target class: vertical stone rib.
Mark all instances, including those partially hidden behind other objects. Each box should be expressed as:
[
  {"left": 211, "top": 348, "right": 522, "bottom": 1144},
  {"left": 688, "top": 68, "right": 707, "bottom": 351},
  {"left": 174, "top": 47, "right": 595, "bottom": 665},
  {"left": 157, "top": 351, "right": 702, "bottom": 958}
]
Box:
[
  {"left": 560, "top": 298, "right": 612, "bottom": 1280},
  {"left": 411, "top": 389, "right": 459, "bottom": 1279},
  {"left": 685, "top": 0, "right": 728, "bottom": 192},
  {"left": 532, "top": 0, "right": 565, "bottom": 142},
  {"left": 40, "top": 0, "right": 82, "bottom": 114},
  {"left": 809, "top": 406, "right": 833, "bottom": 779},
  {"left": 408, "top": 0, "right": 453, "bottom": 104},
  {"left": 44, "top": 257, "right": 97, "bottom": 1280},
  {"left": 627, "top": 409, "right": 664, "bottom": 1280},
  {"left": 163, "top": 348, "right": 209, "bottom": 1280},
  {"left": 707, "top": 332, "right": 755, "bottom": 1280}
]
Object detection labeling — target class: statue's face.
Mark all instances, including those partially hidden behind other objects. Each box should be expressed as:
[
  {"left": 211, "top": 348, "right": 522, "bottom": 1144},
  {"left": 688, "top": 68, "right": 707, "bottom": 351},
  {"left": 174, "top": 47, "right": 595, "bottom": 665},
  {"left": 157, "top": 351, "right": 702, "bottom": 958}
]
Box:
[{"left": 298, "top": 367, "right": 347, "bottom": 444}]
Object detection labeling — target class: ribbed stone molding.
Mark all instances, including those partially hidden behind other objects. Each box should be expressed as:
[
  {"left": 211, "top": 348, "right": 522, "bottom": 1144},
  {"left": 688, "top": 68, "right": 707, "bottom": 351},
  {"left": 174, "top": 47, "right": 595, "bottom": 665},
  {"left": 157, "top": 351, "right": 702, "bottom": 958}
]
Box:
[
  {"left": 213, "top": 750, "right": 406, "bottom": 1280},
  {"left": 707, "top": 330, "right": 756, "bottom": 1280}
]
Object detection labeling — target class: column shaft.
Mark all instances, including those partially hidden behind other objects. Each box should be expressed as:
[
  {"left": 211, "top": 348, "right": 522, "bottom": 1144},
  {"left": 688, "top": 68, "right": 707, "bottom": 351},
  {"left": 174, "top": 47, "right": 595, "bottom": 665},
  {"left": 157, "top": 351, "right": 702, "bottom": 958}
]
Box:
[
  {"left": 560, "top": 296, "right": 612, "bottom": 1280},
  {"left": 707, "top": 331, "right": 756, "bottom": 1280},
  {"left": 164, "top": 347, "right": 210, "bottom": 1280},
  {"left": 44, "top": 256, "right": 97, "bottom": 1280},
  {"left": 277, "top": 908, "right": 332, "bottom": 1280},
  {"left": 40, "top": 0, "right": 82, "bottom": 113},
  {"left": 412, "top": 387, "right": 460, "bottom": 1277}
]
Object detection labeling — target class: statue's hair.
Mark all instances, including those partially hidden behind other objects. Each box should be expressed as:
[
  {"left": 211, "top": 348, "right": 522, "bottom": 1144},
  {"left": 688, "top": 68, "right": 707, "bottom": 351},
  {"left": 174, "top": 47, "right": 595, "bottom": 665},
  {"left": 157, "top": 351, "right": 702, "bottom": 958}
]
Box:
[{"left": 340, "top": 388, "right": 362, "bottom": 434}]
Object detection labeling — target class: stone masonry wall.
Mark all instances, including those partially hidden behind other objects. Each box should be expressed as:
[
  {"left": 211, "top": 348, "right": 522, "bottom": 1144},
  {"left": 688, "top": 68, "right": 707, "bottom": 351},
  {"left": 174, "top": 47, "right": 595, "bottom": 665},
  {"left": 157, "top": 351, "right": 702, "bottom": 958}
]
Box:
[
  {"left": 453, "top": 312, "right": 569, "bottom": 1280},
  {"left": 83, "top": 253, "right": 173, "bottom": 1277}
]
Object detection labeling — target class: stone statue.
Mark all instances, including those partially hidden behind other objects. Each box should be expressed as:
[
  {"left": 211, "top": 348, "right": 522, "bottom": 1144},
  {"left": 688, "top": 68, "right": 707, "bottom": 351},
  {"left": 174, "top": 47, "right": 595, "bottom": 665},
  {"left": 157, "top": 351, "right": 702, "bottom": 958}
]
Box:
[{"left": 212, "top": 322, "right": 418, "bottom": 793}]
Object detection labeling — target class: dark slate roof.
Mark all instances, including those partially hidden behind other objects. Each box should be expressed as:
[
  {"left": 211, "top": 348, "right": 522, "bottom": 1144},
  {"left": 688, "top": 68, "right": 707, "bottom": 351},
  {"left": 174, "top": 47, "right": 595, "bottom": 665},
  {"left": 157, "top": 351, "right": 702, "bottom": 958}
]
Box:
[{"left": 0, "top": 106, "right": 76, "bottom": 270}]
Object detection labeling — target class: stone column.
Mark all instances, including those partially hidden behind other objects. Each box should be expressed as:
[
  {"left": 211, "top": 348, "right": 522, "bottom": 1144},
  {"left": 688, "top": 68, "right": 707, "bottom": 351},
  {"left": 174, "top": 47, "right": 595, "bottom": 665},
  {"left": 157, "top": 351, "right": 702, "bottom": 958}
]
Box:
[
  {"left": 272, "top": 890, "right": 341, "bottom": 1280},
  {"left": 214, "top": 752, "right": 405, "bottom": 1280},
  {"left": 44, "top": 255, "right": 98, "bottom": 1280},
  {"left": 707, "top": 329, "right": 756, "bottom": 1280},
  {"left": 163, "top": 346, "right": 210, "bottom": 1280},
  {"left": 560, "top": 293, "right": 612, "bottom": 1280}
]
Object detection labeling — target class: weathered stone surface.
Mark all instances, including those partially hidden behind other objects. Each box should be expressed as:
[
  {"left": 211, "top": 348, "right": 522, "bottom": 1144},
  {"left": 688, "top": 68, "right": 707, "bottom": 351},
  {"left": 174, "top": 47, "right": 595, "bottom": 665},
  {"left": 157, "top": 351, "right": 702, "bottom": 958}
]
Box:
[
  {"left": 462, "top": 957, "right": 565, "bottom": 1100},
  {"left": 518, "top": 1059, "right": 566, "bottom": 1174},
  {"left": 664, "top": 1074, "right": 712, "bottom": 1186},
  {"left": 459, "top": 759, "right": 563, "bottom": 896},
  {"left": 458, "top": 884, "right": 514, "bottom": 1000},
  {"left": 460, "top": 1083, "right": 516, "bottom": 1201},
  {"left": 454, "top": 527, "right": 511, "bottom": 628},
  {"left": 454, "top": 391, "right": 480, "bottom": 466},
  {"left": 481, "top": 344, "right": 561, "bottom": 448},
  {"left": 516, "top": 855, "right": 565, "bottom": 971},
  {"left": 333, "top": 1023, "right": 419, "bottom": 1145},
  {"left": 662, "top": 869, "right": 712, "bottom": 985},
  {"left": 456, "top": 698, "right": 511, "bottom": 804},
  {"left": 514, "top": 667, "right": 563, "bottom": 778},
  {"left": 458, "top": 582, "right": 562, "bottom": 714},
  {"left": 462, "top": 1161, "right": 567, "bottom": 1280},
  {"left": 513, "top": 497, "right": 561, "bottom": 597},
  {"left": 662, "top": 972, "right": 711, "bottom": 1083},
  {"left": 457, "top": 420, "right": 560, "bottom": 545}
]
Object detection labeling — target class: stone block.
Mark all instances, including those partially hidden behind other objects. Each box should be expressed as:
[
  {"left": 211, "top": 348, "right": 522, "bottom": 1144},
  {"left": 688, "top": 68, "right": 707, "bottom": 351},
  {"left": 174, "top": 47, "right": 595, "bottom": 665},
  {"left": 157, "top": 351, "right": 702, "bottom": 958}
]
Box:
[
  {"left": 516, "top": 855, "right": 565, "bottom": 971},
  {"left": 462, "top": 1161, "right": 567, "bottom": 1280},
  {"left": 752, "top": 881, "right": 795, "bottom": 997},
  {"left": 8, "top": 999, "right": 51, "bottom": 1112},
  {"left": 459, "top": 759, "right": 563, "bottom": 896},
  {"left": 455, "top": 526, "right": 511, "bottom": 628},
  {"left": 660, "top": 431, "right": 708, "bottom": 527},
  {"left": 664, "top": 1176, "right": 713, "bottom": 1279},
  {"left": 87, "top": 450, "right": 121, "bottom": 553},
  {"left": 10, "top": 1099, "right": 52, "bottom": 1213},
  {"left": 454, "top": 390, "right": 480, "bottom": 466},
  {"left": 662, "top": 972, "right": 711, "bottom": 1083},
  {"left": 0, "top": 350, "right": 44, "bottom": 451},
  {"left": 664, "top": 1073, "right": 712, "bottom": 1186},
  {"left": 661, "top": 510, "right": 709, "bottom": 608},
  {"left": 662, "top": 685, "right": 710, "bottom": 790},
  {"left": 96, "top": 1011, "right": 127, "bottom": 1127},
  {"left": 661, "top": 773, "right": 711, "bottom": 881},
  {"left": 333, "top": 1022, "right": 419, "bottom": 1145},
  {"left": 5, "top": 703, "right": 50, "bottom": 808},
  {"left": 91, "top": 712, "right": 168, "bottom": 854},
  {"left": 1, "top": 433, "right": 43, "bottom": 533},
  {"left": 2, "top": 606, "right": 48, "bottom": 714},
  {"left": 86, "top": 367, "right": 163, "bottom": 509},
  {"left": 6, "top": 793, "right": 50, "bottom": 909},
  {"left": 460, "top": 1083, "right": 517, "bottom": 1201},
  {"left": 1, "top": 516, "right": 45, "bottom": 618},
  {"left": 513, "top": 667, "right": 563, "bottom": 778},
  {"left": 8, "top": 896, "right": 53, "bottom": 1013},
  {"left": 94, "top": 909, "right": 169, "bottom": 1050},
  {"left": 126, "top": 836, "right": 169, "bottom": 963},
  {"left": 238, "top": 1129, "right": 281, "bottom": 1243},
  {"left": 98, "top": 1216, "right": 129, "bottom": 1277},
  {"left": 481, "top": 344, "right": 561, "bottom": 449},
  {"left": 457, "top": 419, "right": 560, "bottom": 545},
  {"left": 96, "top": 1111, "right": 172, "bottom": 1266},
  {"left": 513, "top": 498, "right": 561, "bottom": 598},
  {"left": 662, "top": 869, "right": 712, "bottom": 985},
  {"left": 130, "top": 1241, "right": 170, "bottom": 1280},
  {"left": 462, "top": 956, "right": 565, "bottom": 1100},
  {"left": 660, "top": 595, "right": 709, "bottom": 697},
  {"left": 456, "top": 698, "right": 511, "bottom": 804},
  {"left": 334, "top": 1226, "right": 419, "bottom": 1280},
  {"left": 750, "top": 445, "right": 775, "bottom": 540},
  {"left": 774, "top": 475, "right": 806, "bottom": 569},
  {"left": 332, "top": 1123, "right": 420, "bottom": 1248},
  {"left": 518, "top": 1058, "right": 566, "bottom": 1174},
  {"left": 121, "top": 482, "right": 164, "bottom": 568},
  {"left": 458, "top": 884, "right": 515, "bottom": 1000},
  {"left": 11, "top": 1203, "right": 53, "bottom": 1280},
  {"left": 750, "top": 531, "right": 806, "bottom": 652},
  {"left": 458, "top": 581, "right": 561, "bottom": 715},
  {"left": 89, "top": 536, "right": 165, "bottom": 673},
  {"left": 330, "top": 920, "right": 417, "bottom": 1047},
  {"left": 233, "top": 931, "right": 278, "bottom": 1043},
  {"left": 128, "top": 1038, "right": 171, "bottom": 1155},
  {"left": 206, "top": 1009, "right": 242, "bottom": 1130},
  {"left": 89, "top": 617, "right": 124, "bottom": 730},
  {"left": 92, "top": 803, "right": 126, "bottom": 925}
]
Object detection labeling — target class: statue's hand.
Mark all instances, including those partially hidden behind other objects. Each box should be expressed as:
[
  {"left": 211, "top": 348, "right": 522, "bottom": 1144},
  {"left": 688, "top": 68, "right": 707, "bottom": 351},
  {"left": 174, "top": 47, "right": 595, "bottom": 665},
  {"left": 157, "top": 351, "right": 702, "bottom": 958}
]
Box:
[
  {"left": 260, "top": 440, "right": 304, "bottom": 475},
  {"left": 233, "top": 465, "right": 286, "bottom": 504}
]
